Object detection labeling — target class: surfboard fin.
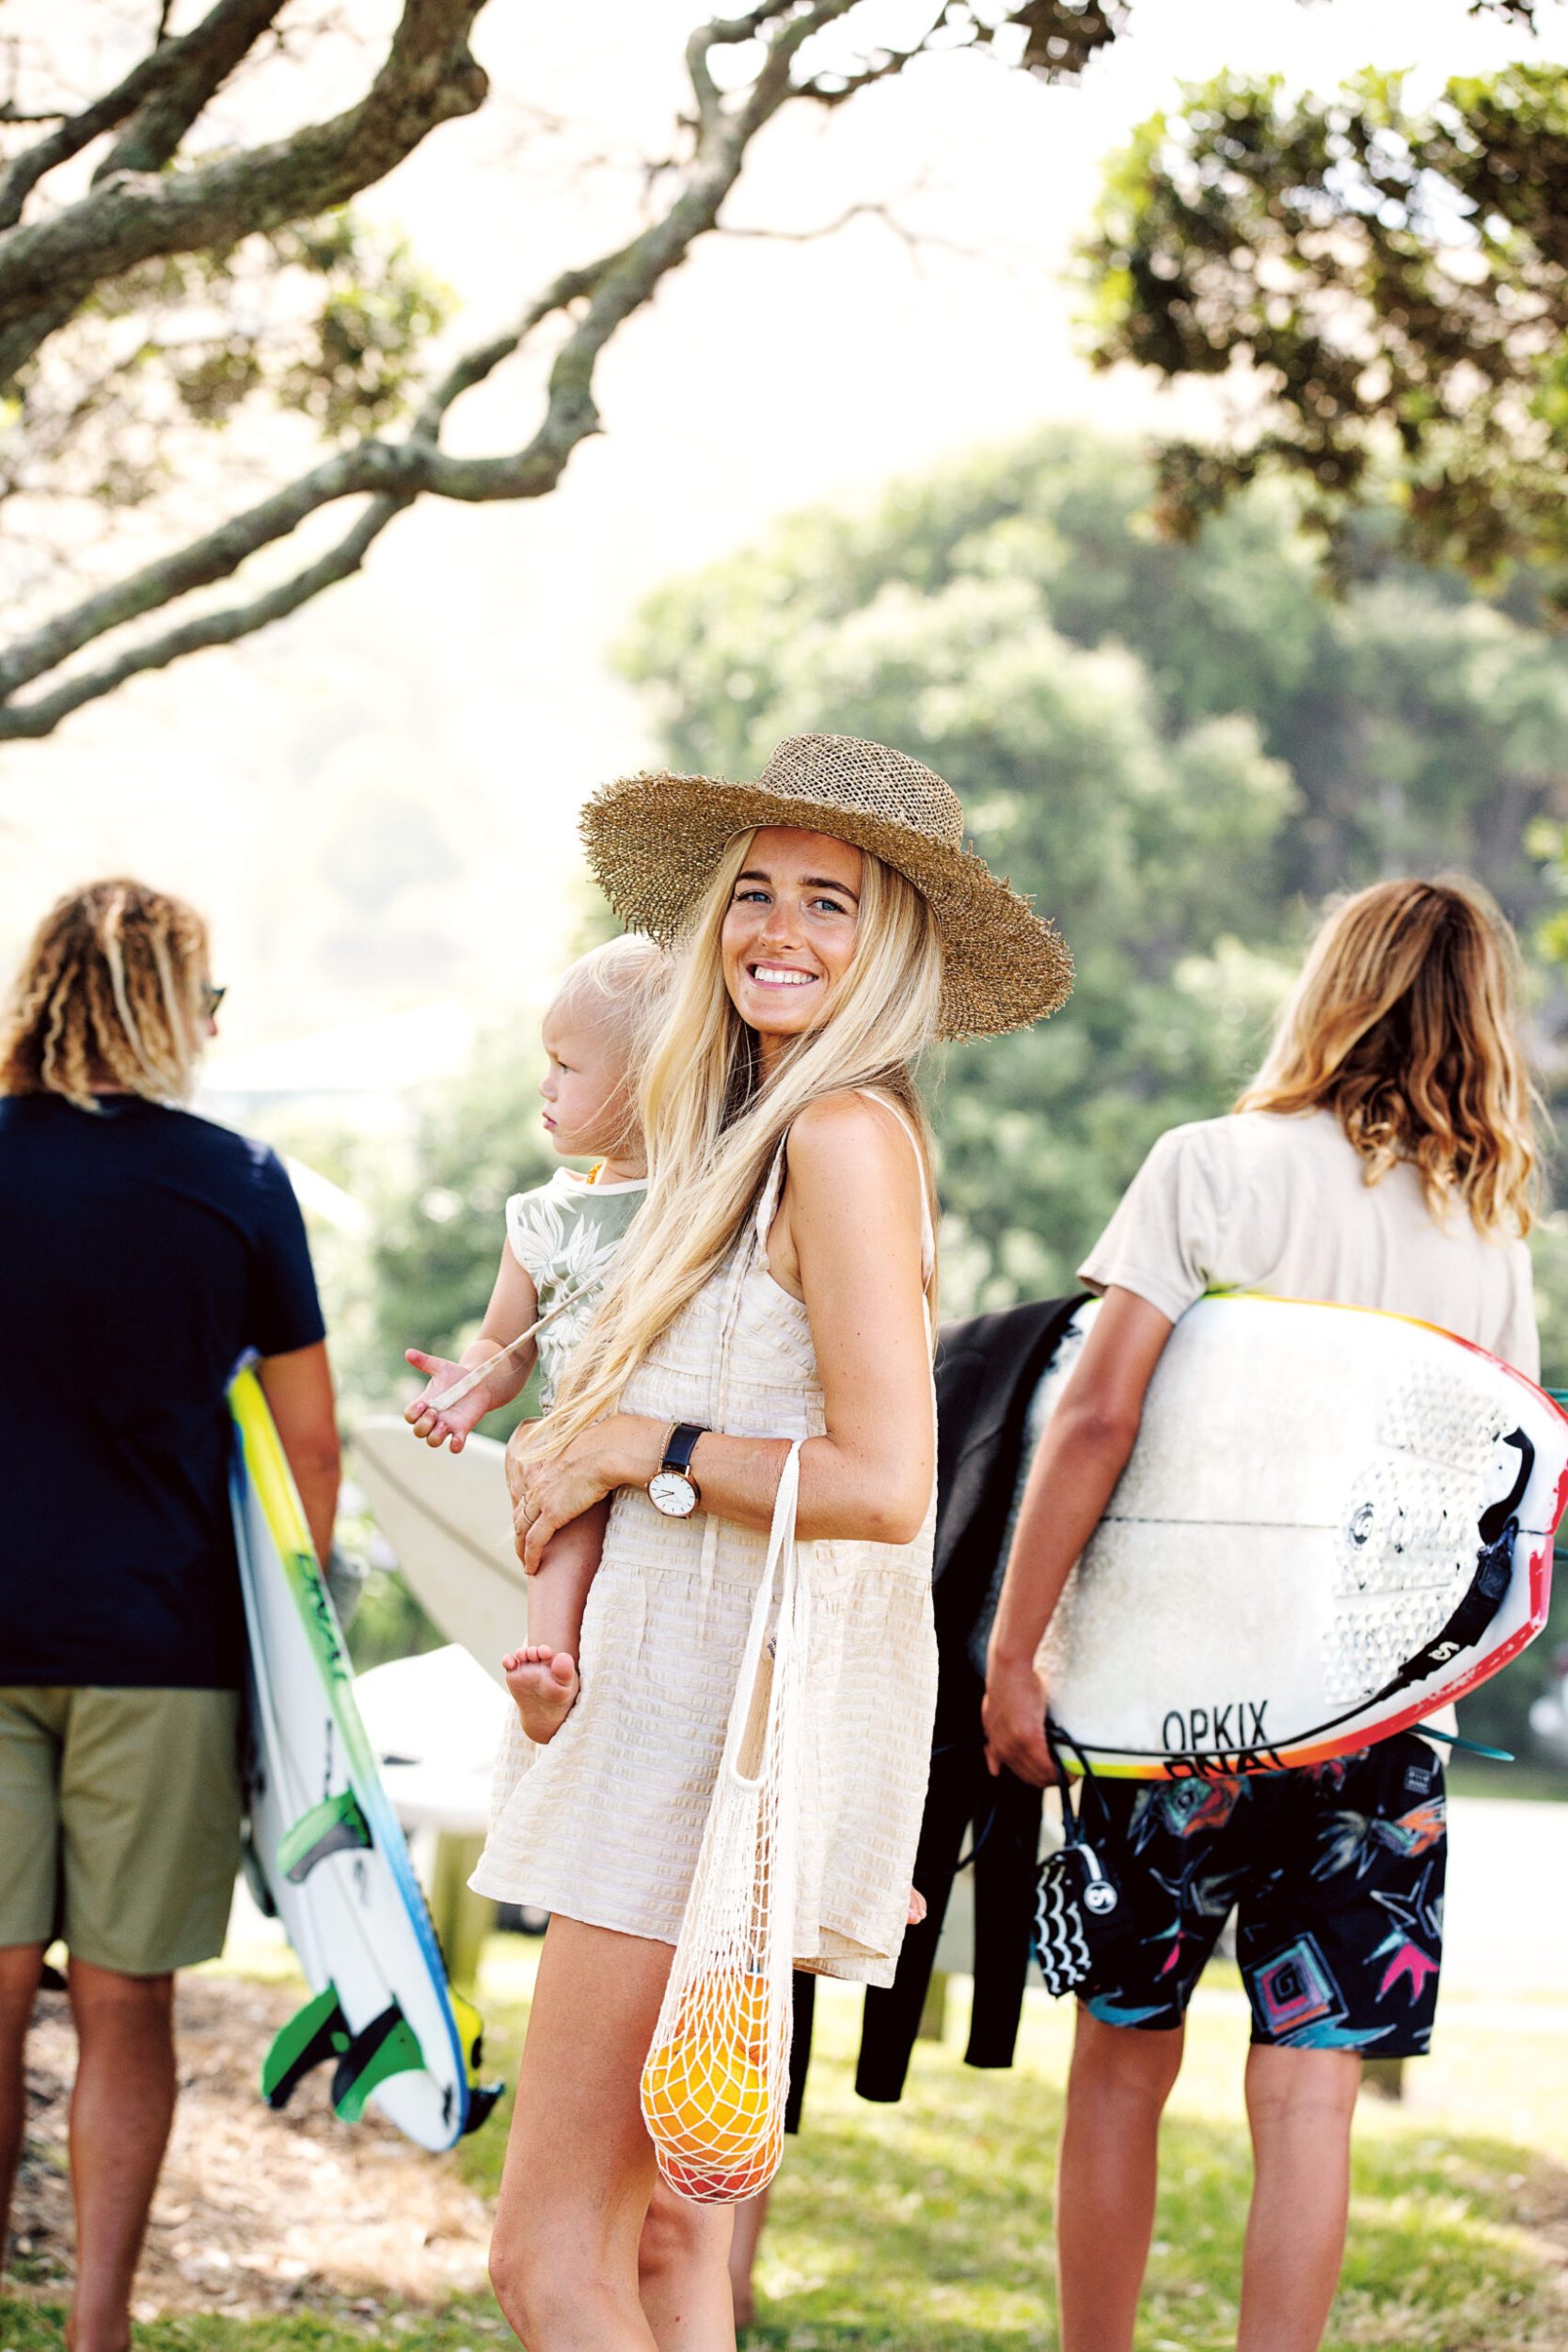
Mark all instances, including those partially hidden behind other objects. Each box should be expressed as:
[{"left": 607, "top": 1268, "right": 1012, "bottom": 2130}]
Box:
[
  {"left": 330, "top": 2001, "right": 426, "bottom": 2122},
  {"left": 449, "top": 1986, "right": 506, "bottom": 2136},
  {"left": 462, "top": 2080, "right": 506, "bottom": 2135},
  {"left": 261, "top": 1984, "right": 351, "bottom": 2110},
  {"left": 277, "top": 1789, "right": 372, "bottom": 1883},
  {"left": 239, "top": 1823, "right": 279, "bottom": 1918},
  {"left": 261, "top": 1989, "right": 428, "bottom": 2125}
]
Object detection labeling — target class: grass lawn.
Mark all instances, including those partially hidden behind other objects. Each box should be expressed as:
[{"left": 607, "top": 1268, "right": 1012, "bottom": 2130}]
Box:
[{"left": 7, "top": 1939, "right": 1565, "bottom": 2352}]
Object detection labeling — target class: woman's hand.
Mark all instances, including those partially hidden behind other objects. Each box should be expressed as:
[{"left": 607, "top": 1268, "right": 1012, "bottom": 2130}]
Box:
[
  {"left": 507, "top": 1415, "right": 656, "bottom": 1573},
  {"left": 982, "top": 1652, "right": 1055, "bottom": 1787},
  {"left": 404, "top": 1349, "right": 493, "bottom": 1454}
]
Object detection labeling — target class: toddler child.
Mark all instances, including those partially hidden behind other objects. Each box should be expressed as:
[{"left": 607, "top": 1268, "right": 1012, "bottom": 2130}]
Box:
[{"left": 404, "top": 935, "right": 664, "bottom": 1743}]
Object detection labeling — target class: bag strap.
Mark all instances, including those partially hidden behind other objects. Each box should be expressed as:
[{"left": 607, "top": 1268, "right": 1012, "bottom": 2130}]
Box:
[{"left": 720, "top": 1438, "right": 804, "bottom": 1786}]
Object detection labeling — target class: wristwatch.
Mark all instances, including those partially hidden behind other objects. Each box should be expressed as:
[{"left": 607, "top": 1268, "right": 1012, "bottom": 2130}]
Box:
[{"left": 649, "top": 1422, "right": 706, "bottom": 1518}]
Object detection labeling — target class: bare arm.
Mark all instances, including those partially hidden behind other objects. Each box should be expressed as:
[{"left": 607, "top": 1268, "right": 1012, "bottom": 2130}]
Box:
[
  {"left": 258, "top": 1338, "right": 341, "bottom": 1567},
  {"left": 511, "top": 1096, "right": 933, "bottom": 1568},
  {"left": 404, "top": 1241, "right": 539, "bottom": 1452},
  {"left": 981, "top": 1287, "right": 1174, "bottom": 1786}
]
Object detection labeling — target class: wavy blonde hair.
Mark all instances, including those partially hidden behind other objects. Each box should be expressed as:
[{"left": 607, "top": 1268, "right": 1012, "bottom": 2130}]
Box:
[
  {"left": 541, "top": 832, "right": 944, "bottom": 1454},
  {"left": 1236, "top": 876, "right": 1538, "bottom": 1236},
  {"left": 1, "top": 879, "right": 211, "bottom": 1110}
]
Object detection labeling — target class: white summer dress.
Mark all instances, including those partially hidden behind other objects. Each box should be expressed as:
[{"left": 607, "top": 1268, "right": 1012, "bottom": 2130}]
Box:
[{"left": 471, "top": 1095, "right": 939, "bottom": 1988}]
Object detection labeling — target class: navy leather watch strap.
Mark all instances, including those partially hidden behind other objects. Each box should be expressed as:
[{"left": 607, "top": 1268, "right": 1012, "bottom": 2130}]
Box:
[{"left": 661, "top": 1422, "right": 707, "bottom": 1476}]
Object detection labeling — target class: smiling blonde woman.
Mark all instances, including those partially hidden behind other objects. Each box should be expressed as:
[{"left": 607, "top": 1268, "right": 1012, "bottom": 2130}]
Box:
[{"left": 472, "top": 735, "right": 1070, "bottom": 2352}]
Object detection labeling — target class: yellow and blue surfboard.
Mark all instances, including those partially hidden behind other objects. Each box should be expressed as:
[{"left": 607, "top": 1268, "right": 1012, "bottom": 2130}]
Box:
[{"left": 230, "top": 1365, "right": 501, "bottom": 2149}]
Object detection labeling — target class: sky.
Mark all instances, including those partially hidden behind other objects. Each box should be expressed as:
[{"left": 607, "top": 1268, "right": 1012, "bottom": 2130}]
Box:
[{"left": 2, "top": 0, "right": 1560, "bottom": 1058}]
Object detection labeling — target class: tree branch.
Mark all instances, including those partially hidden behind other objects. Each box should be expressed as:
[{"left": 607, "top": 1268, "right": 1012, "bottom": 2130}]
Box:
[
  {"left": 0, "top": 0, "right": 1013, "bottom": 740},
  {"left": 719, "top": 188, "right": 982, "bottom": 262},
  {"left": 796, "top": 3, "right": 959, "bottom": 107},
  {"left": 0, "top": 0, "right": 286, "bottom": 233},
  {"left": 0, "top": 0, "right": 490, "bottom": 388},
  {"left": 0, "top": 246, "right": 620, "bottom": 707},
  {"left": 0, "top": 495, "right": 411, "bottom": 740},
  {"left": 94, "top": 0, "right": 292, "bottom": 183}
]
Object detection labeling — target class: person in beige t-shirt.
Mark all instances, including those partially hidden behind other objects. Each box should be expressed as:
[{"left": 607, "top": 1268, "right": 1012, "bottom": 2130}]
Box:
[
  {"left": 1082, "top": 1097, "right": 1536, "bottom": 1377},
  {"left": 984, "top": 878, "right": 1542, "bottom": 2352}
]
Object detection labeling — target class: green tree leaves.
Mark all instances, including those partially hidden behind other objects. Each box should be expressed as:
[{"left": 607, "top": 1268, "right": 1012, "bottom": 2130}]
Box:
[{"left": 1078, "top": 63, "right": 1568, "bottom": 600}]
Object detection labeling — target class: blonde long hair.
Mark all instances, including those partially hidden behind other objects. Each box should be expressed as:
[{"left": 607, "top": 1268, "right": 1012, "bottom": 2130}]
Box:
[
  {"left": 541, "top": 833, "right": 944, "bottom": 1454},
  {"left": 1236, "top": 877, "right": 1538, "bottom": 1236},
  {"left": 0, "top": 879, "right": 210, "bottom": 1108}
]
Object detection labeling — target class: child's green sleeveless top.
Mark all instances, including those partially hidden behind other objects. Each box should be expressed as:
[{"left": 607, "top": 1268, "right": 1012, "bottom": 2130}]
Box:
[{"left": 504, "top": 1166, "right": 647, "bottom": 1406}]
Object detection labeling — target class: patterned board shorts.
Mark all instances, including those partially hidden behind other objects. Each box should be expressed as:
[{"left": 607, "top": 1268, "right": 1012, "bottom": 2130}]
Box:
[{"left": 1080, "top": 1732, "right": 1447, "bottom": 2057}]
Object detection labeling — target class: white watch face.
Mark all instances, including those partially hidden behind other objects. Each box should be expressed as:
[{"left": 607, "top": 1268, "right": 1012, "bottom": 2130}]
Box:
[{"left": 649, "top": 1469, "right": 699, "bottom": 1518}]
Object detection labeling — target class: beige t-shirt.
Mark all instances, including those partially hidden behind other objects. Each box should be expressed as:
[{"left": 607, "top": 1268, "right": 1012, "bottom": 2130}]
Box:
[{"left": 1080, "top": 1106, "right": 1538, "bottom": 1378}]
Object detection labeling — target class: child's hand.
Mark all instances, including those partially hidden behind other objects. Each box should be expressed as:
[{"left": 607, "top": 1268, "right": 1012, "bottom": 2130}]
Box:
[{"left": 404, "top": 1349, "right": 492, "bottom": 1453}]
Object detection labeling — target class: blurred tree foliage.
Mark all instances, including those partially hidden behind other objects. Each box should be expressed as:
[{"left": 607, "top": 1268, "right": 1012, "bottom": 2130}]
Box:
[
  {"left": 619, "top": 428, "right": 1568, "bottom": 1315},
  {"left": 1079, "top": 60, "right": 1568, "bottom": 601},
  {"left": 12, "top": 212, "right": 453, "bottom": 518}
]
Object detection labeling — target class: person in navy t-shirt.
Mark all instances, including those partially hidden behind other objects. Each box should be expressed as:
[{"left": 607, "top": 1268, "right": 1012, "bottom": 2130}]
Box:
[{"left": 0, "top": 879, "right": 341, "bottom": 2352}]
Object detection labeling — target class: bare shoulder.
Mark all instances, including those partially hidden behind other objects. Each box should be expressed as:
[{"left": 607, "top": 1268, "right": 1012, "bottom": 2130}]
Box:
[{"left": 787, "top": 1090, "right": 926, "bottom": 1200}]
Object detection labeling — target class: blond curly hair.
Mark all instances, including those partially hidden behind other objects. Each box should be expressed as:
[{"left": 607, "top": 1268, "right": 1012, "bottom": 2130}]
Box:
[
  {"left": 1, "top": 879, "right": 212, "bottom": 1109},
  {"left": 1237, "top": 876, "right": 1539, "bottom": 1237}
]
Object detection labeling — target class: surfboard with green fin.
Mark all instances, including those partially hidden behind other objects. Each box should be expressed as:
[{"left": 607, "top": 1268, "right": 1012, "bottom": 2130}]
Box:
[{"left": 230, "top": 1363, "right": 502, "bottom": 2150}]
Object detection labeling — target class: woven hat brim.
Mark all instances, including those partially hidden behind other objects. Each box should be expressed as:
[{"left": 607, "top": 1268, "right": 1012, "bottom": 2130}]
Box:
[{"left": 580, "top": 771, "right": 1072, "bottom": 1041}]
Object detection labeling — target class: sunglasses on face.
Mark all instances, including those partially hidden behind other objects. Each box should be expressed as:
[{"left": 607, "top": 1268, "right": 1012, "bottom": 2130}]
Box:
[{"left": 202, "top": 982, "right": 227, "bottom": 1017}]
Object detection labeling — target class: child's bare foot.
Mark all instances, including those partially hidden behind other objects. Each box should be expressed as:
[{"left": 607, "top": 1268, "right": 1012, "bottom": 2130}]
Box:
[{"left": 502, "top": 1645, "right": 579, "bottom": 1744}]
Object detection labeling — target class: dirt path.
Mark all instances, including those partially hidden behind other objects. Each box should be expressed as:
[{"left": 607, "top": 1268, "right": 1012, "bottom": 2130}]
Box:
[{"left": 7, "top": 1976, "right": 496, "bottom": 2321}]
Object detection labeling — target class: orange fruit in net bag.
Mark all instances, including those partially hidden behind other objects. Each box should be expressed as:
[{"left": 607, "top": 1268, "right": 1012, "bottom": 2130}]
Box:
[
  {"left": 658, "top": 2144, "right": 775, "bottom": 2205},
  {"left": 643, "top": 2044, "right": 768, "bottom": 2163},
  {"left": 642, "top": 1973, "right": 774, "bottom": 2162}
]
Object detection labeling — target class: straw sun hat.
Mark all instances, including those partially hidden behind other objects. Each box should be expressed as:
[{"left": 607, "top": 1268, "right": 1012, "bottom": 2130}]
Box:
[{"left": 579, "top": 733, "right": 1072, "bottom": 1041}]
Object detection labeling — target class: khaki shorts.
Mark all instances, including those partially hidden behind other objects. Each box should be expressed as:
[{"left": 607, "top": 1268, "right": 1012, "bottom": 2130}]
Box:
[{"left": 0, "top": 1686, "right": 243, "bottom": 1977}]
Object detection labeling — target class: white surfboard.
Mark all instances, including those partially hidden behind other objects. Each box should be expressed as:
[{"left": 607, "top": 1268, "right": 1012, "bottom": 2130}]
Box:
[
  {"left": 230, "top": 1370, "right": 501, "bottom": 2147},
  {"left": 356, "top": 1645, "right": 500, "bottom": 1836},
  {"left": 1014, "top": 1295, "right": 1567, "bottom": 1779},
  {"left": 351, "top": 1420, "right": 522, "bottom": 1684}
]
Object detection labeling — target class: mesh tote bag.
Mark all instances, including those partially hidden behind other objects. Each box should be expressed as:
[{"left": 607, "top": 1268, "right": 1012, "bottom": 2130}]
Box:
[{"left": 641, "top": 1439, "right": 809, "bottom": 2204}]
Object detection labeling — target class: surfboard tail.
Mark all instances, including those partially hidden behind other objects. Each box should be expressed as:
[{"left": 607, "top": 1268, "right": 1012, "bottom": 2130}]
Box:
[{"left": 261, "top": 1983, "right": 433, "bottom": 2122}]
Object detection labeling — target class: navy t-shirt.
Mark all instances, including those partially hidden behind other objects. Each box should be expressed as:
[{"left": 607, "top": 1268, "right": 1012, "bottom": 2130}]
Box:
[{"left": 0, "top": 1094, "right": 325, "bottom": 1691}]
